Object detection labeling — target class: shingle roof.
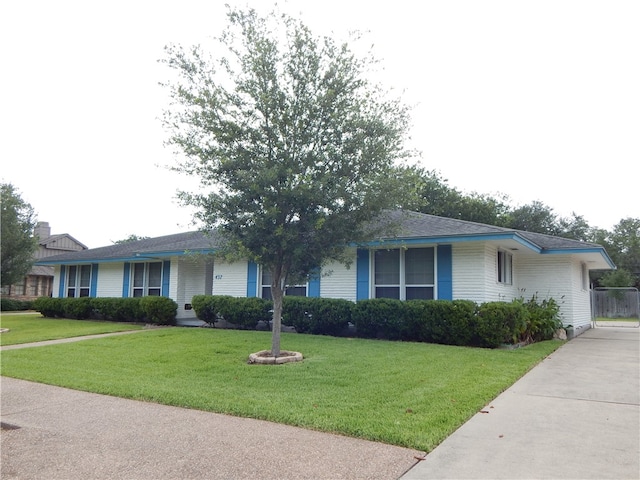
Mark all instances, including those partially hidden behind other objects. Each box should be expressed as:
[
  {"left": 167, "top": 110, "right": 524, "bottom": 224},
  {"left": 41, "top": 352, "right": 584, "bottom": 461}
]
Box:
[
  {"left": 384, "top": 210, "right": 606, "bottom": 251},
  {"left": 36, "top": 231, "right": 221, "bottom": 264},
  {"left": 35, "top": 210, "right": 613, "bottom": 267}
]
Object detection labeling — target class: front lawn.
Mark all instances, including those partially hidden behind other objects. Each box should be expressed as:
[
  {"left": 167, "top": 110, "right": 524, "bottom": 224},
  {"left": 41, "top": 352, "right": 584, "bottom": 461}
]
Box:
[
  {"left": 0, "top": 327, "right": 561, "bottom": 452},
  {"left": 0, "top": 313, "right": 144, "bottom": 346}
]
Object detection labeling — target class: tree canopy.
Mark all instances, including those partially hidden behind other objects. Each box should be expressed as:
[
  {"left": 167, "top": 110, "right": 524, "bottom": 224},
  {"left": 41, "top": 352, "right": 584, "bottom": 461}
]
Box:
[
  {"left": 161, "top": 6, "right": 413, "bottom": 355},
  {"left": 1, "top": 183, "right": 38, "bottom": 286}
]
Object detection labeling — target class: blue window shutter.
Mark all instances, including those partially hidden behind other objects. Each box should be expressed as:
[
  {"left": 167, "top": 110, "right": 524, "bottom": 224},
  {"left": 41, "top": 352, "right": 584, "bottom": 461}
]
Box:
[
  {"left": 122, "top": 263, "right": 130, "bottom": 298},
  {"left": 356, "top": 249, "right": 370, "bottom": 301},
  {"left": 308, "top": 268, "right": 320, "bottom": 297},
  {"left": 247, "top": 261, "right": 258, "bottom": 297},
  {"left": 437, "top": 245, "right": 453, "bottom": 300},
  {"left": 58, "top": 265, "right": 66, "bottom": 298},
  {"left": 162, "top": 261, "right": 171, "bottom": 297},
  {"left": 90, "top": 264, "right": 99, "bottom": 297}
]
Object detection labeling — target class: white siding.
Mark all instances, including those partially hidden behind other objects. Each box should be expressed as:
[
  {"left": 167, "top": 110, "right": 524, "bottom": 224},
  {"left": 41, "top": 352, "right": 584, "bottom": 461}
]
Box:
[
  {"left": 514, "top": 254, "right": 588, "bottom": 328},
  {"left": 96, "top": 263, "right": 125, "bottom": 297},
  {"left": 320, "top": 254, "right": 357, "bottom": 301},
  {"left": 569, "top": 258, "right": 592, "bottom": 331},
  {"left": 52, "top": 265, "right": 61, "bottom": 298},
  {"left": 452, "top": 243, "right": 491, "bottom": 302},
  {"left": 213, "top": 261, "right": 248, "bottom": 297}
]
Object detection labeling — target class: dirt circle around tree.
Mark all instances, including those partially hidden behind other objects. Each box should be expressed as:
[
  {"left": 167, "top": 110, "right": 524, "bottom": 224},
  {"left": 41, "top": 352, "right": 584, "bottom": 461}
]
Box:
[{"left": 248, "top": 350, "right": 303, "bottom": 365}]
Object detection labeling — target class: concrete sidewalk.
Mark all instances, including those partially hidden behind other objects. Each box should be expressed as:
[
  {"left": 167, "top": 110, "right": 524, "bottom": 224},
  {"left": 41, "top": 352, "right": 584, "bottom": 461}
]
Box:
[{"left": 401, "top": 326, "right": 640, "bottom": 479}]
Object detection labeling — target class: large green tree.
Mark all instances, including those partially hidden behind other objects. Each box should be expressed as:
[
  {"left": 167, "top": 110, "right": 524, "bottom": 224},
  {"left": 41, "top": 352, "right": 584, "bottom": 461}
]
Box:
[
  {"left": 161, "top": 6, "right": 413, "bottom": 356},
  {"left": 1, "top": 183, "right": 38, "bottom": 286}
]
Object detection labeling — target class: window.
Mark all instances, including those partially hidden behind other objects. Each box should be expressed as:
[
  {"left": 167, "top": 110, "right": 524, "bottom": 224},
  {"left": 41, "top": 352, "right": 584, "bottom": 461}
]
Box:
[
  {"left": 260, "top": 268, "right": 307, "bottom": 300},
  {"left": 497, "top": 250, "right": 513, "bottom": 284},
  {"left": 67, "top": 265, "right": 91, "bottom": 297},
  {"left": 131, "top": 262, "right": 162, "bottom": 297},
  {"left": 374, "top": 247, "right": 435, "bottom": 300}
]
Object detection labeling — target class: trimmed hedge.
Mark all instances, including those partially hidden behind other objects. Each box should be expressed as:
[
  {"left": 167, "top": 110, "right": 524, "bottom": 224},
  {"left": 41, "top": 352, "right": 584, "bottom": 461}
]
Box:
[
  {"left": 0, "top": 298, "right": 34, "bottom": 311},
  {"left": 192, "top": 295, "right": 272, "bottom": 329},
  {"left": 282, "top": 297, "right": 352, "bottom": 336},
  {"left": 33, "top": 294, "right": 562, "bottom": 348},
  {"left": 32, "top": 296, "right": 178, "bottom": 325},
  {"left": 193, "top": 294, "right": 562, "bottom": 348},
  {"left": 475, "top": 301, "right": 528, "bottom": 348}
]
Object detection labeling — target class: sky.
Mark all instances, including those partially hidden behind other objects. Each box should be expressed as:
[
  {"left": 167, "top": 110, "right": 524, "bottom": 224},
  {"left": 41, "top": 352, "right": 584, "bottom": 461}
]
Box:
[{"left": 1, "top": 0, "right": 638, "bottom": 248}]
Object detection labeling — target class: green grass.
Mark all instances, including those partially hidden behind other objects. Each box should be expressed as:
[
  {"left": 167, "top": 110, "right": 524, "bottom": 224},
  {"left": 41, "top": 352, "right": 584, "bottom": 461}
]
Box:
[
  {"left": 0, "top": 327, "right": 561, "bottom": 452},
  {"left": 0, "top": 313, "right": 144, "bottom": 346}
]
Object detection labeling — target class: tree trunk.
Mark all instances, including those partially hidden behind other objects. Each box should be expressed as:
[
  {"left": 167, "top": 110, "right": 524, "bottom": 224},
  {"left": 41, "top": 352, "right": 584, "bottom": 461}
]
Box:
[{"left": 270, "top": 276, "right": 285, "bottom": 357}]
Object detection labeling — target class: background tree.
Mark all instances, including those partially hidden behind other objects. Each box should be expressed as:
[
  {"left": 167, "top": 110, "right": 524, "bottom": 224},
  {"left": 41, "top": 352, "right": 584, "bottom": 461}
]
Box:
[
  {"left": 113, "top": 234, "right": 150, "bottom": 244},
  {"left": 604, "top": 218, "right": 640, "bottom": 288},
  {"left": 161, "top": 6, "right": 413, "bottom": 356},
  {"left": 1, "top": 183, "right": 38, "bottom": 286},
  {"left": 505, "top": 200, "right": 561, "bottom": 235}
]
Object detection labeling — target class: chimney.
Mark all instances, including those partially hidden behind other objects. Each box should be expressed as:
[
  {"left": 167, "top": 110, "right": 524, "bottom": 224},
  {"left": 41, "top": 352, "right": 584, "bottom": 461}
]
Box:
[{"left": 34, "top": 221, "right": 51, "bottom": 240}]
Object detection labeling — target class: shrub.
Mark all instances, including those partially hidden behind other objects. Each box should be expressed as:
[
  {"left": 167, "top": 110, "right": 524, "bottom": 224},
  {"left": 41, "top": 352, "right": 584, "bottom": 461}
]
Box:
[
  {"left": 522, "top": 295, "right": 563, "bottom": 342},
  {"left": 61, "top": 297, "right": 94, "bottom": 320},
  {"left": 33, "top": 297, "right": 65, "bottom": 318},
  {"left": 1, "top": 298, "right": 33, "bottom": 311},
  {"left": 426, "top": 300, "right": 477, "bottom": 346},
  {"left": 192, "top": 295, "right": 219, "bottom": 324},
  {"left": 91, "top": 297, "right": 143, "bottom": 322},
  {"left": 283, "top": 297, "right": 352, "bottom": 336},
  {"left": 475, "top": 301, "right": 528, "bottom": 348},
  {"left": 217, "top": 297, "right": 272, "bottom": 329},
  {"left": 139, "top": 296, "right": 178, "bottom": 325},
  {"left": 352, "top": 298, "right": 406, "bottom": 340}
]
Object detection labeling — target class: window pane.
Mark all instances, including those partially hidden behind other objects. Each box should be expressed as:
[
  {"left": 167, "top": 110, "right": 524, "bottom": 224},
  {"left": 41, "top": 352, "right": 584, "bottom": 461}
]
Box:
[
  {"left": 80, "top": 265, "right": 91, "bottom": 287},
  {"left": 286, "top": 286, "right": 307, "bottom": 297},
  {"left": 375, "top": 250, "right": 400, "bottom": 284},
  {"left": 148, "top": 263, "right": 162, "bottom": 288},
  {"left": 406, "top": 286, "right": 434, "bottom": 300},
  {"left": 375, "top": 287, "right": 400, "bottom": 299},
  {"left": 405, "top": 248, "right": 434, "bottom": 284},
  {"left": 262, "top": 269, "right": 272, "bottom": 286},
  {"left": 133, "top": 289, "right": 143, "bottom": 298},
  {"left": 79, "top": 288, "right": 90, "bottom": 297},
  {"left": 148, "top": 289, "right": 161, "bottom": 296},
  {"left": 68, "top": 266, "right": 77, "bottom": 287},
  {"left": 133, "top": 264, "right": 145, "bottom": 288},
  {"left": 67, "top": 288, "right": 75, "bottom": 298},
  {"left": 261, "top": 287, "right": 272, "bottom": 300}
]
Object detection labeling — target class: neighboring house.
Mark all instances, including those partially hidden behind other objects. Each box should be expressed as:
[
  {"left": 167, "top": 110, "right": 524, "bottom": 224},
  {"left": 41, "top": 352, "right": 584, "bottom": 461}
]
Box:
[
  {"left": 35, "top": 211, "right": 615, "bottom": 335},
  {"left": 2, "top": 222, "right": 88, "bottom": 300}
]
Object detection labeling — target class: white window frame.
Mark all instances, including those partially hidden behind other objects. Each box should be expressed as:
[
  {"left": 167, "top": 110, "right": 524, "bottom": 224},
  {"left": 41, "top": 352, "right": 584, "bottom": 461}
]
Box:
[
  {"left": 373, "top": 247, "right": 435, "bottom": 300},
  {"left": 66, "top": 264, "right": 92, "bottom": 298},
  {"left": 497, "top": 249, "right": 513, "bottom": 285},
  {"left": 131, "top": 262, "right": 163, "bottom": 297},
  {"left": 259, "top": 267, "right": 307, "bottom": 300}
]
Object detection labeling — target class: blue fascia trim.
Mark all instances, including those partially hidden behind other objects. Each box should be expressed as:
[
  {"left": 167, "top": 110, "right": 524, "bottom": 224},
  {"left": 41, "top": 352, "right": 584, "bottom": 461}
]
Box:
[
  {"left": 541, "top": 247, "right": 616, "bottom": 269},
  {"left": 354, "top": 232, "right": 543, "bottom": 252},
  {"left": 35, "top": 249, "right": 216, "bottom": 266}
]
